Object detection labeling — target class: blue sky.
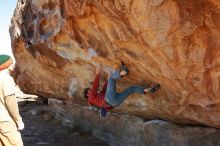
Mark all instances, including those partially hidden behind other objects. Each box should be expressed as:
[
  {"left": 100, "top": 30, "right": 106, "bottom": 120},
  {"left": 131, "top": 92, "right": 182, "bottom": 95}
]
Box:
[{"left": 0, "top": 0, "right": 17, "bottom": 55}]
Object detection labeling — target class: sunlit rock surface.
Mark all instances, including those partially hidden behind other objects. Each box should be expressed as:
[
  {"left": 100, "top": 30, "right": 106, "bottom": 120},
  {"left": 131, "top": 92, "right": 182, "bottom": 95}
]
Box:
[{"left": 10, "top": 0, "right": 220, "bottom": 128}]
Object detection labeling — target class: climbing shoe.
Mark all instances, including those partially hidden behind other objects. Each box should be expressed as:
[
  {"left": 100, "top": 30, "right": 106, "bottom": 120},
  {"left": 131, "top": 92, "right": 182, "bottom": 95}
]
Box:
[
  {"left": 120, "top": 61, "right": 129, "bottom": 77},
  {"left": 148, "top": 84, "right": 160, "bottom": 93}
]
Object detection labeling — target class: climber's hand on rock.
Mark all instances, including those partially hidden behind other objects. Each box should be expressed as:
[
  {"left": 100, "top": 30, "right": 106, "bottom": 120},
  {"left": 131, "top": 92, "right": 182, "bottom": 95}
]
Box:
[{"left": 96, "top": 66, "right": 101, "bottom": 74}]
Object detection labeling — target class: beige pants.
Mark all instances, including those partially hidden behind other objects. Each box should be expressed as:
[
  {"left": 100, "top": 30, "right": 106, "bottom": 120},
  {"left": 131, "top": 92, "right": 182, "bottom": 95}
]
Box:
[
  {"left": 0, "top": 121, "right": 23, "bottom": 146},
  {"left": 0, "top": 131, "right": 23, "bottom": 146}
]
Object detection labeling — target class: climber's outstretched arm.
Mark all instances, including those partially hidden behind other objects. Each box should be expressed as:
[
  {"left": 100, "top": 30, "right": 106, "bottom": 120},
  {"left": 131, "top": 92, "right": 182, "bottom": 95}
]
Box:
[{"left": 89, "top": 67, "right": 101, "bottom": 97}]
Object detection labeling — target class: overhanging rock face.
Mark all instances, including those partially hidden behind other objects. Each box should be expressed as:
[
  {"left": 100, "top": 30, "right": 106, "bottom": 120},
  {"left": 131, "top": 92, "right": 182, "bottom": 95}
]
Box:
[{"left": 10, "top": 0, "right": 220, "bottom": 128}]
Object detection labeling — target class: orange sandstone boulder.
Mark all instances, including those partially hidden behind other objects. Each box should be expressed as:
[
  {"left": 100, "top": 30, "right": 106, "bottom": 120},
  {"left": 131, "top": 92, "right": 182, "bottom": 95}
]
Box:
[{"left": 10, "top": 0, "right": 220, "bottom": 128}]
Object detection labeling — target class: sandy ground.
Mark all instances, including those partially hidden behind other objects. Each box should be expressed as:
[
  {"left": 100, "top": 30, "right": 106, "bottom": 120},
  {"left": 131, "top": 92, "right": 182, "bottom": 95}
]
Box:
[{"left": 19, "top": 101, "right": 108, "bottom": 146}]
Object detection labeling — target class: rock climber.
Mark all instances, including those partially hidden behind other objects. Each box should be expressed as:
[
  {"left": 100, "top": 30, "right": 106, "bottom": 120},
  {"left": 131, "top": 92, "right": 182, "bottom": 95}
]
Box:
[
  {"left": 84, "top": 62, "right": 160, "bottom": 117},
  {"left": 0, "top": 54, "right": 24, "bottom": 146}
]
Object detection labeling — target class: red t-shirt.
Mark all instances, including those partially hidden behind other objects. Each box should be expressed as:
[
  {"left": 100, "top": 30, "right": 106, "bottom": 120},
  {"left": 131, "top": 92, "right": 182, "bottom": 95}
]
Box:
[{"left": 88, "top": 74, "right": 112, "bottom": 111}]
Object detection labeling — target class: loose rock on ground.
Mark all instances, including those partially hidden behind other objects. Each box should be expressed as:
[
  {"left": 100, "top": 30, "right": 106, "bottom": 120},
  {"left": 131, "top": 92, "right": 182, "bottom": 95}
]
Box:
[{"left": 19, "top": 101, "right": 108, "bottom": 146}]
